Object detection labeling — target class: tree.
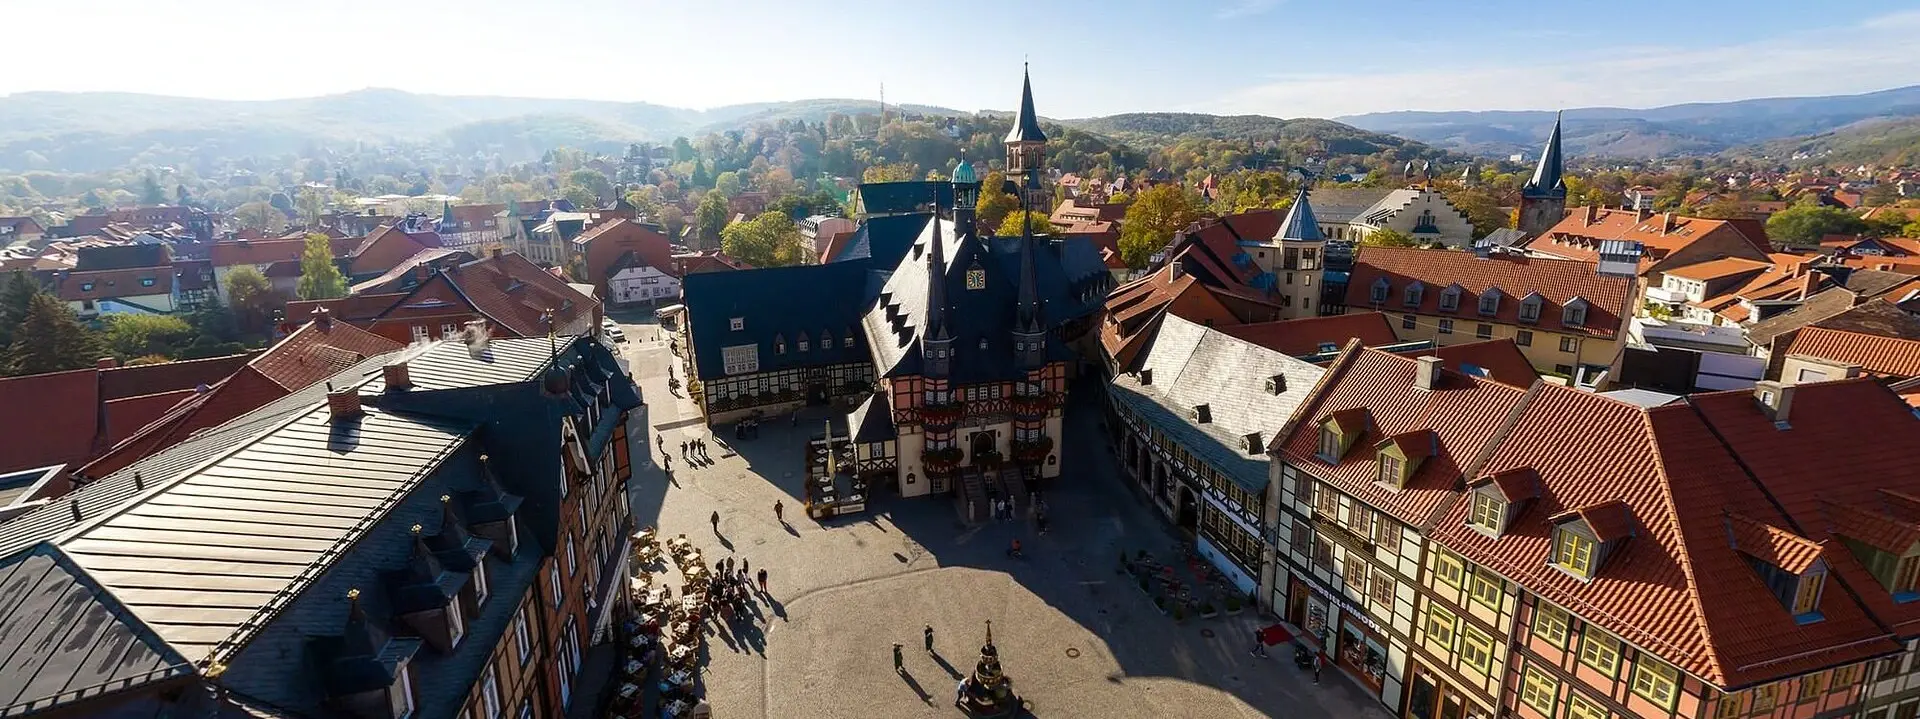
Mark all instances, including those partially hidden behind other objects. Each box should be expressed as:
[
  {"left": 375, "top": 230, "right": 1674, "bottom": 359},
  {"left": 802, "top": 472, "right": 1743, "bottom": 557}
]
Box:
[
  {"left": 5, "top": 294, "right": 99, "bottom": 377},
  {"left": 694, "top": 191, "right": 731, "bottom": 249},
  {"left": 714, "top": 171, "right": 744, "bottom": 199},
  {"left": 975, "top": 171, "right": 1019, "bottom": 234},
  {"left": 1765, "top": 205, "right": 1868, "bottom": 247},
  {"left": 1118, "top": 185, "right": 1202, "bottom": 269},
  {"left": 721, "top": 211, "right": 807, "bottom": 268},
  {"left": 561, "top": 184, "right": 600, "bottom": 210},
  {"left": 1861, "top": 214, "right": 1909, "bottom": 239},
  {"left": 1362, "top": 228, "right": 1420, "bottom": 248},
  {"left": 861, "top": 163, "right": 918, "bottom": 183},
  {"left": 1696, "top": 197, "right": 1749, "bottom": 220},
  {"left": 175, "top": 183, "right": 191, "bottom": 206},
  {"left": 994, "top": 210, "right": 1052, "bottom": 238},
  {"left": 102, "top": 314, "right": 194, "bottom": 360},
  {"left": 296, "top": 234, "right": 347, "bottom": 300},
  {"left": 1904, "top": 218, "right": 1920, "bottom": 239},
  {"left": 295, "top": 187, "right": 328, "bottom": 228},
  {"left": 0, "top": 270, "right": 39, "bottom": 351},
  {"left": 188, "top": 293, "right": 238, "bottom": 345},
  {"left": 233, "top": 201, "right": 286, "bottom": 234},
  {"left": 1443, "top": 186, "right": 1510, "bottom": 238},
  {"left": 224, "top": 266, "right": 278, "bottom": 336},
  {"left": 140, "top": 173, "right": 165, "bottom": 205}
]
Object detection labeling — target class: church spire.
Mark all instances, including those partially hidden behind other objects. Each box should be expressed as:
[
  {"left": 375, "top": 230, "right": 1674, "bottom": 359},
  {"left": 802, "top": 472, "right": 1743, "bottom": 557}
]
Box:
[
  {"left": 1523, "top": 111, "right": 1566, "bottom": 198},
  {"left": 923, "top": 190, "right": 954, "bottom": 378},
  {"left": 1004, "top": 63, "right": 1047, "bottom": 145}
]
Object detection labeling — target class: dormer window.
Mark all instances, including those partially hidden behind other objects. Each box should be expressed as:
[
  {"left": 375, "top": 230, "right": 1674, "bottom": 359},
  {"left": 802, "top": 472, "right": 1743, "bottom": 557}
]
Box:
[
  {"left": 1370, "top": 277, "right": 1390, "bottom": 303},
  {"left": 821, "top": 330, "right": 834, "bottom": 349},
  {"left": 1317, "top": 426, "right": 1341, "bottom": 462},
  {"left": 447, "top": 596, "right": 466, "bottom": 648},
  {"left": 1403, "top": 282, "right": 1425, "bottom": 307},
  {"left": 1316, "top": 408, "right": 1365, "bottom": 462},
  {"left": 389, "top": 659, "right": 416, "bottom": 719},
  {"left": 730, "top": 317, "right": 744, "bottom": 331},
  {"left": 1438, "top": 285, "right": 1462, "bottom": 312},
  {"left": 1377, "top": 454, "right": 1403, "bottom": 484},
  {"left": 773, "top": 334, "right": 786, "bottom": 354},
  {"left": 1468, "top": 493, "right": 1504, "bottom": 533},
  {"left": 1478, "top": 289, "right": 1502, "bottom": 316},
  {"left": 473, "top": 560, "right": 490, "bottom": 606},
  {"left": 797, "top": 333, "right": 810, "bottom": 352},
  {"left": 1553, "top": 527, "right": 1597, "bottom": 577},
  {"left": 1563, "top": 297, "right": 1590, "bottom": 327},
  {"left": 1372, "top": 429, "right": 1433, "bottom": 490},
  {"left": 1518, "top": 293, "right": 1543, "bottom": 323},
  {"left": 1793, "top": 567, "right": 1827, "bottom": 617}
]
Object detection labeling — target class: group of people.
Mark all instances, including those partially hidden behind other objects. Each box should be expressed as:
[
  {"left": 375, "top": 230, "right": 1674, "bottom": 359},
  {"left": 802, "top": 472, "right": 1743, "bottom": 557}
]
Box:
[
  {"left": 680, "top": 438, "right": 712, "bottom": 464},
  {"left": 706, "top": 554, "right": 770, "bottom": 621}
]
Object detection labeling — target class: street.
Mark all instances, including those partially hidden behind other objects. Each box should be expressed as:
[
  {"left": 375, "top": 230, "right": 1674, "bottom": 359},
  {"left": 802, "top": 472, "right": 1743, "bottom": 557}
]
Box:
[{"left": 607, "top": 309, "right": 1391, "bottom": 719}]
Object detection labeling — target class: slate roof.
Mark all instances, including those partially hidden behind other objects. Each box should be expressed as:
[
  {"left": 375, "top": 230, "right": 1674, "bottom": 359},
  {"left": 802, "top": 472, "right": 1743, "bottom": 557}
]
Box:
[
  {"left": 1005, "top": 68, "right": 1047, "bottom": 144},
  {"left": 1110, "top": 314, "right": 1325, "bottom": 494},
  {"left": 1293, "top": 188, "right": 1397, "bottom": 226},
  {"left": 1745, "top": 287, "right": 1862, "bottom": 348},
  {"left": 1522, "top": 113, "right": 1566, "bottom": 198},
  {"left": 1785, "top": 326, "right": 1920, "bottom": 377},
  {"left": 1344, "top": 246, "right": 1630, "bottom": 338},
  {"left": 683, "top": 260, "right": 873, "bottom": 382},
  {"left": 1100, "top": 243, "right": 1283, "bottom": 370},
  {"left": 834, "top": 213, "right": 934, "bottom": 266},
  {"left": 856, "top": 182, "right": 954, "bottom": 218},
  {"left": 0, "top": 544, "right": 192, "bottom": 715},
  {"left": 847, "top": 393, "right": 896, "bottom": 443},
  {"left": 1275, "top": 186, "right": 1324, "bottom": 241},
  {"left": 347, "top": 247, "right": 474, "bottom": 295},
  {"left": 359, "top": 336, "right": 578, "bottom": 393}
]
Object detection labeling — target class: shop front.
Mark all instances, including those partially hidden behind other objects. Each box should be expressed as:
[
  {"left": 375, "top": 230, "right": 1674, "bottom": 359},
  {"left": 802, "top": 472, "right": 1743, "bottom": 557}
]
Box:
[
  {"left": 1335, "top": 614, "right": 1389, "bottom": 693},
  {"left": 1286, "top": 571, "right": 1402, "bottom": 711},
  {"left": 1404, "top": 662, "right": 1493, "bottom": 719}
]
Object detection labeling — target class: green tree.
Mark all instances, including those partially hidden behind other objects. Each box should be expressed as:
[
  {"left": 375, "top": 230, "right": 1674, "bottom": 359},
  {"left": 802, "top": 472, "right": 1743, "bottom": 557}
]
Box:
[
  {"left": 1861, "top": 214, "right": 1909, "bottom": 238},
  {"left": 714, "top": 171, "right": 744, "bottom": 199},
  {"left": 223, "top": 266, "right": 278, "bottom": 336},
  {"left": 561, "top": 184, "right": 600, "bottom": 211},
  {"left": 721, "top": 211, "right": 807, "bottom": 268},
  {"left": 975, "top": 171, "right": 1019, "bottom": 233},
  {"left": 694, "top": 191, "right": 731, "bottom": 249},
  {"left": 140, "top": 173, "right": 165, "bottom": 205},
  {"left": 994, "top": 210, "right": 1052, "bottom": 237},
  {"left": 233, "top": 201, "right": 286, "bottom": 234},
  {"left": 1443, "top": 186, "right": 1510, "bottom": 238},
  {"left": 188, "top": 293, "right": 238, "bottom": 344},
  {"left": 1362, "top": 228, "right": 1420, "bottom": 248},
  {"left": 566, "top": 169, "right": 613, "bottom": 204},
  {"left": 5, "top": 294, "right": 99, "bottom": 376},
  {"left": 295, "top": 186, "right": 328, "bottom": 228},
  {"left": 0, "top": 270, "right": 39, "bottom": 351},
  {"left": 295, "top": 234, "right": 347, "bottom": 300},
  {"left": 1118, "top": 184, "right": 1201, "bottom": 269},
  {"left": 102, "top": 313, "right": 194, "bottom": 360},
  {"left": 1765, "top": 205, "right": 1868, "bottom": 247},
  {"left": 1903, "top": 219, "right": 1920, "bottom": 239},
  {"left": 1696, "top": 197, "right": 1749, "bottom": 220}
]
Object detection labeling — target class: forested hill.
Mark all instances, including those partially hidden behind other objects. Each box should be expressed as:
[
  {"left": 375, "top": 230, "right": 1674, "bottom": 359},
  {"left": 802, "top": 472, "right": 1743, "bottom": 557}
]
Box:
[{"left": 1064, "top": 112, "right": 1453, "bottom": 160}]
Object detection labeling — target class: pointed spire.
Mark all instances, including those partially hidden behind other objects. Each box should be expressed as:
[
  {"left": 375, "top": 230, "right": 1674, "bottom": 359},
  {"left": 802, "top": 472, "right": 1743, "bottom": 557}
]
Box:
[
  {"left": 1015, "top": 194, "right": 1041, "bottom": 334},
  {"left": 1004, "top": 63, "right": 1047, "bottom": 145},
  {"left": 925, "top": 199, "right": 951, "bottom": 344},
  {"left": 1276, "top": 185, "right": 1324, "bottom": 242},
  {"left": 1524, "top": 111, "right": 1566, "bottom": 198}
]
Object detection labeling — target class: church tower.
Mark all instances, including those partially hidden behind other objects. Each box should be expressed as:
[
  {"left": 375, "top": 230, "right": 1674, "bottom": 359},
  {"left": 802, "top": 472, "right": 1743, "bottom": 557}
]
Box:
[
  {"left": 1517, "top": 112, "right": 1568, "bottom": 240},
  {"left": 1005, "top": 65, "right": 1049, "bottom": 213}
]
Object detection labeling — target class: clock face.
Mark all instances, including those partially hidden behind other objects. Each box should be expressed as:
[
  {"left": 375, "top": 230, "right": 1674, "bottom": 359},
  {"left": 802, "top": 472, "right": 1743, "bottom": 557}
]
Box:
[{"left": 966, "top": 267, "right": 985, "bottom": 290}]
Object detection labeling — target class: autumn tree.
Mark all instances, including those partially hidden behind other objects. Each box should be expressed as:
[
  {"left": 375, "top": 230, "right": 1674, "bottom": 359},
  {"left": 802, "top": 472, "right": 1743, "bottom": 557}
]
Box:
[
  {"left": 994, "top": 210, "right": 1052, "bottom": 238},
  {"left": 975, "top": 171, "right": 1019, "bottom": 233},
  {"left": 233, "top": 201, "right": 286, "bottom": 234},
  {"left": 1118, "top": 185, "right": 1202, "bottom": 269},
  {"left": 1442, "top": 186, "right": 1510, "bottom": 238},
  {"left": 4, "top": 294, "right": 99, "bottom": 376},
  {"left": 102, "top": 313, "right": 194, "bottom": 360},
  {"left": 721, "top": 211, "right": 807, "bottom": 268},
  {"left": 861, "top": 163, "right": 918, "bottom": 184},
  {"left": 1362, "top": 228, "right": 1420, "bottom": 248},
  {"left": 296, "top": 234, "right": 347, "bottom": 300},
  {"left": 1695, "top": 197, "right": 1749, "bottom": 220},
  {"left": 694, "top": 191, "right": 730, "bottom": 249}
]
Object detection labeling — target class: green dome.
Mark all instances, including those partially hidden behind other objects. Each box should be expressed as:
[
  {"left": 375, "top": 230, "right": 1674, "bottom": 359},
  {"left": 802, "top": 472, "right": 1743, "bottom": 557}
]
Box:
[{"left": 951, "top": 159, "right": 977, "bottom": 185}]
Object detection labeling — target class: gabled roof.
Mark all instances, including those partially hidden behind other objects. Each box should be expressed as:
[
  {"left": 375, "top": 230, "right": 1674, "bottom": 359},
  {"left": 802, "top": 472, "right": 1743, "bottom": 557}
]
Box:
[
  {"left": 0, "top": 544, "right": 192, "bottom": 716},
  {"left": 1726, "top": 512, "right": 1826, "bottom": 574},
  {"left": 1785, "top": 326, "right": 1920, "bottom": 377},
  {"left": 1425, "top": 339, "right": 1539, "bottom": 388},
  {"left": 1344, "top": 246, "right": 1629, "bottom": 337},
  {"left": 1218, "top": 313, "right": 1398, "bottom": 359},
  {"left": 1663, "top": 257, "right": 1774, "bottom": 283},
  {"left": 1527, "top": 208, "right": 1772, "bottom": 269},
  {"left": 684, "top": 260, "right": 873, "bottom": 382},
  {"left": 56, "top": 266, "right": 173, "bottom": 301},
  {"left": 436, "top": 252, "right": 600, "bottom": 338},
  {"left": 208, "top": 239, "right": 308, "bottom": 267},
  {"left": 1276, "top": 347, "right": 1532, "bottom": 527}
]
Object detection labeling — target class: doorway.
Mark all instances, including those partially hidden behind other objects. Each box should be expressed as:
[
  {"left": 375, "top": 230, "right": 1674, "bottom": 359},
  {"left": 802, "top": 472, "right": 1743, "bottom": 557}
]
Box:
[
  {"left": 1407, "top": 672, "right": 1436, "bottom": 719},
  {"left": 1176, "top": 486, "right": 1198, "bottom": 531},
  {"left": 970, "top": 430, "right": 997, "bottom": 465}
]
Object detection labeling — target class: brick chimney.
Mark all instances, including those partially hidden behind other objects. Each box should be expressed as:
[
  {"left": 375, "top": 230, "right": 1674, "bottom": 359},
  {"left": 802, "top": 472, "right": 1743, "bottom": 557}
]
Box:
[
  {"left": 490, "top": 247, "right": 503, "bottom": 260},
  {"left": 95, "top": 357, "right": 119, "bottom": 369},
  {"left": 310, "top": 306, "right": 332, "bottom": 329},
  {"left": 1661, "top": 212, "right": 1678, "bottom": 235},
  {"left": 326, "top": 388, "right": 363, "bottom": 421},
  {"left": 1414, "top": 356, "right": 1443, "bottom": 391},
  {"left": 383, "top": 361, "right": 412, "bottom": 390},
  {"left": 1583, "top": 205, "right": 1598, "bottom": 226}
]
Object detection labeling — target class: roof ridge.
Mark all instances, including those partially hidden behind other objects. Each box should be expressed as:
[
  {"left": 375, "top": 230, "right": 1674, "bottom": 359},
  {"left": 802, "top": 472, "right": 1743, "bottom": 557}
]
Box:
[
  {"left": 1267, "top": 339, "right": 1367, "bottom": 453},
  {"left": 1420, "top": 379, "right": 1544, "bottom": 533},
  {"left": 1637, "top": 403, "right": 1731, "bottom": 684}
]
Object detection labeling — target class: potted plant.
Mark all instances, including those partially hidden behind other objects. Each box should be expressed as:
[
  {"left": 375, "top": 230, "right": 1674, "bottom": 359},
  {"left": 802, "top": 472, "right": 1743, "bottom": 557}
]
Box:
[
  {"left": 1198, "top": 602, "right": 1218, "bottom": 620},
  {"left": 1224, "top": 596, "right": 1244, "bottom": 616}
]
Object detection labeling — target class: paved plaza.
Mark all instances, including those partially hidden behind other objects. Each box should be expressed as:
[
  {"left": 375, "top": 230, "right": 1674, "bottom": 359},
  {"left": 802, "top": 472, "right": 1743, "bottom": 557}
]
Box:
[{"left": 611, "top": 312, "right": 1390, "bottom": 719}]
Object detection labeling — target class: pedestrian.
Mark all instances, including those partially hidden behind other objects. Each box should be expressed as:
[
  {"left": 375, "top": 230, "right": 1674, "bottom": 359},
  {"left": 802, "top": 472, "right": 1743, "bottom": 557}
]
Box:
[
  {"left": 792, "top": 412, "right": 799, "bottom": 428},
  {"left": 893, "top": 643, "right": 905, "bottom": 674},
  {"left": 1312, "top": 652, "right": 1322, "bottom": 684},
  {"left": 1249, "top": 629, "right": 1268, "bottom": 658},
  {"left": 741, "top": 557, "right": 750, "bottom": 577},
  {"left": 680, "top": 440, "right": 687, "bottom": 459},
  {"left": 955, "top": 678, "right": 967, "bottom": 708},
  {"left": 757, "top": 567, "right": 768, "bottom": 592},
  {"left": 721, "top": 556, "right": 732, "bottom": 575},
  {"left": 710, "top": 511, "right": 720, "bottom": 533},
  {"left": 774, "top": 500, "right": 784, "bottom": 522},
  {"left": 924, "top": 625, "right": 935, "bottom": 654}
]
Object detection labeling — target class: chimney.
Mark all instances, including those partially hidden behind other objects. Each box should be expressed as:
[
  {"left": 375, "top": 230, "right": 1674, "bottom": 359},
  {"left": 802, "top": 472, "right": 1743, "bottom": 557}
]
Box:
[
  {"left": 1636, "top": 206, "right": 1653, "bottom": 223},
  {"left": 310, "top": 306, "right": 332, "bottom": 329},
  {"left": 326, "top": 388, "right": 363, "bottom": 421},
  {"left": 1139, "top": 368, "right": 1153, "bottom": 386},
  {"left": 1753, "top": 380, "right": 1795, "bottom": 426},
  {"left": 1661, "top": 212, "right": 1677, "bottom": 234},
  {"left": 414, "top": 263, "right": 431, "bottom": 283},
  {"left": 383, "top": 361, "right": 412, "bottom": 390},
  {"left": 1414, "top": 355, "right": 1443, "bottom": 391},
  {"left": 490, "top": 246, "right": 503, "bottom": 260},
  {"left": 1583, "top": 205, "right": 1598, "bottom": 226},
  {"left": 95, "top": 357, "right": 119, "bottom": 369}
]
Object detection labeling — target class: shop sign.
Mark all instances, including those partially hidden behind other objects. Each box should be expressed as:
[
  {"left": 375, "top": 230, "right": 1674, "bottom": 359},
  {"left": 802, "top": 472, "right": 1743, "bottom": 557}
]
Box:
[{"left": 1298, "top": 571, "right": 1382, "bottom": 634}]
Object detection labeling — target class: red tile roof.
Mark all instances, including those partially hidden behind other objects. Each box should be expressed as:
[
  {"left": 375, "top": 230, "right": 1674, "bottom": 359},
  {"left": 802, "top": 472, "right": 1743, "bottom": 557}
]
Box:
[
  {"left": 1785, "top": 326, "right": 1920, "bottom": 377},
  {"left": 1425, "top": 339, "right": 1539, "bottom": 388},
  {"left": 439, "top": 252, "right": 600, "bottom": 337},
  {"left": 97, "top": 353, "right": 252, "bottom": 400},
  {"left": 1275, "top": 347, "right": 1531, "bottom": 527},
  {"left": 1343, "top": 246, "right": 1630, "bottom": 338},
  {"left": 1526, "top": 207, "right": 1772, "bottom": 269},
  {"left": 207, "top": 238, "right": 307, "bottom": 267},
  {"left": 1663, "top": 257, "right": 1774, "bottom": 282},
  {"left": 1218, "top": 313, "right": 1398, "bottom": 358},
  {"left": 1473, "top": 466, "right": 1538, "bottom": 502},
  {"left": 103, "top": 389, "right": 195, "bottom": 442},
  {"left": 55, "top": 267, "right": 173, "bottom": 301},
  {"left": 0, "top": 368, "right": 101, "bottom": 474},
  {"left": 1726, "top": 513, "right": 1826, "bottom": 574}
]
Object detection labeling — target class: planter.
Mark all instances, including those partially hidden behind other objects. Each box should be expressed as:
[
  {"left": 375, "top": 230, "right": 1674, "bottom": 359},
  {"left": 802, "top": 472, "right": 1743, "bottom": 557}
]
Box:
[
  {"left": 1225, "top": 606, "right": 1244, "bottom": 616},
  {"left": 1200, "top": 610, "right": 1220, "bottom": 620}
]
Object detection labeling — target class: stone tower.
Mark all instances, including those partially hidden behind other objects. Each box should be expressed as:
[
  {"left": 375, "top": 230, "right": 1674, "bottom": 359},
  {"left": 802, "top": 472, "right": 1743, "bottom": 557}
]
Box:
[
  {"left": 1517, "top": 112, "right": 1568, "bottom": 240},
  {"left": 1004, "top": 65, "right": 1049, "bottom": 213}
]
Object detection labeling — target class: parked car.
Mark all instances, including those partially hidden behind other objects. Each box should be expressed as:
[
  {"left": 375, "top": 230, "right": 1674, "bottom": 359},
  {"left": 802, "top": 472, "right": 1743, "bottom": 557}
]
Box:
[{"left": 601, "top": 319, "right": 626, "bottom": 343}]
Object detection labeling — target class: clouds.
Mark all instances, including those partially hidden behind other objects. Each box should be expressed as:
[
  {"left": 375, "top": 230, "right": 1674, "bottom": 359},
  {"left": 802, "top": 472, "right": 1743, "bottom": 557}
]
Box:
[{"left": 1207, "top": 9, "right": 1920, "bottom": 118}]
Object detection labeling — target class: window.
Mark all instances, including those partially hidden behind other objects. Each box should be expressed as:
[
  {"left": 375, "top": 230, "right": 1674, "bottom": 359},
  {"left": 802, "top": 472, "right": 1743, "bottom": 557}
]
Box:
[
  {"left": 774, "top": 337, "right": 786, "bottom": 354},
  {"left": 566, "top": 537, "right": 578, "bottom": 576},
  {"left": 1370, "top": 278, "right": 1390, "bottom": 303},
  {"left": 1343, "top": 556, "right": 1368, "bottom": 593},
  {"left": 1439, "top": 286, "right": 1461, "bottom": 311},
  {"left": 1377, "top": 455, "right": 1403, "bottom": 485},
  {"left": 1313, "top": 535, "right": 1334, "bottom": 570},
  {"left": 1426, "top": 605, "right": 1458, "bottom": 648},
  {"left": 1475, "top": 323, "right": 1493, "bottom": 339},
  {"left": 729, "top": 317, "right": 744, "bottom": 331},
  {"left": 1317, "top": 427, "right": 1342, "bottom": 462},
  {"left": 1438, "top": 319, "right": 1453, "bottom": 334},
  {"left": 1579, "top": 628, "right": 1621, "bottom": 676},
  {"left": 513, "top": 609, "right": 531, "bottom": 665},
  {"left": 1290, "top": 522, "right": 1311, "bottom": 554},
  {"left": 1469, "top": 567, "right": 1502, "bottom": 608},
  {"left": 556, "top": 653, "right": 572, "bottom": 707},
  {"left": 1564, "top": 301, "right": 1589, "bottom": 327},
  {"left": 1794, "top": 569, "right": 1825, "bottom": 615},
  {"left": 412, "top": 325, "right": 430, "bottom": 342},
  {"left": 1461, "top": 626, "right": 1494, "bottom": 675},
  {"left": 1715, "top": 692, "right": 1745, "bottom": 719},
  {"left": 843, "top": 335, "right": 856, "bottom": 348},
  {"left": 1403, "top": 283, "right": 1424, "bottom": 307},
  {"left": 1897, "top": 554, "right": 1920, "bottom": 594},
  {"left": 390, "top": 660, "right": 417, "bottom": 719},
  {"left": 1515, "top": 329, "right": 1532, "bottom": 347},
  {"left": 1521, "top": 665, "right": 1558, "bottom": 715},
  {"left": 1478, "top": 292, "right": 1500, "bottom": 316},
  {"left": 506, "top": 515, "right": 520, "bottom": 557},
  {"left": 1554, "top": 527, "right": 1597, "bottom": 577},
  {"left": 1434, "top": 548, "right": 1465, "bottom": 588},
  {"left": 482, "top": 666, "right": 502, "bottom": 718},
  {"left": 1373, "top": 518, "right": 1400, "bottom": 551},
  {"left": 549, "top": 564, "right": 563, "bottom": 608},
  {"left": 1468, "top": 493, "right": 1504, "bottom": 533},
  {"left": 1631, "top": 659, "right": 1680, "bottom": 708},
  {"left": 140, "top": 277, "right": 155, "bottom": 287},
  {"left": 1371, "top": 569, "right": 1395, "bottom": 606},
  {"left": 472, "top": 560, "right": 490, "bottom": 606},
  {"left": 1559, "top": 336, "right": 1579, "bottom": 353},
  {"left": 798, "top": 337, "right": 810, "bottom": 352},
  {"left": 1833, "top": 663, "right": 1861, "bottom": 687},
  {"left": 1402, "top": 314, "right": 1416, "bottom": 330},
  {"left": 1533, "top": 602, "right": 1570, "bottom": 648},
  {"left": 437, "top": 593, "right": 464, "bottom": 651},
  {"left": 80, "top": 282, "right": 95, "bottom": 292},
  {"left": 1348, "top": 507, "right": 1372, "bottom": 540},
  {"left": 1314, "top": 483, "right": 1339, "bottom": 517},
  {"left": 1799, "top": 672, "right": 1826, "bottom": 701},
  {"left": 1567, "top": 692, "right": 1607, "bottom": 719},
  {"left": 518, "top": 700, "right": 532, "bottom": 719},
  {"left": 1519, "top": 296, "right": 1542, "bottom": 323}
]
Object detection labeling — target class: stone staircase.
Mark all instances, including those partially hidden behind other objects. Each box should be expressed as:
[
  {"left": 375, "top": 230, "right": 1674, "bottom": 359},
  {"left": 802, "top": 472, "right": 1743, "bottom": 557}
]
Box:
[
  {"left": 956, "top": 470, "right": 990, "bottom": 524},
  {"left": 992, "top": 467, "right": 1029, "bottom": 519}
]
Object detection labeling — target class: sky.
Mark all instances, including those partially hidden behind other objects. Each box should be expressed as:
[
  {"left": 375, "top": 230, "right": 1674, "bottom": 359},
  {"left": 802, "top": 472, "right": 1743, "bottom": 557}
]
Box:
[{"left": 9, "top": 0, "right": 1919, "bottom": 119}]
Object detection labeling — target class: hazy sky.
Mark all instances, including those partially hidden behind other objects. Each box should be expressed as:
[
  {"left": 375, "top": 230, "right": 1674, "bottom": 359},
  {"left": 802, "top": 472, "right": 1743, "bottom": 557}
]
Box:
[{"left": 10, "top": 0, "right": 1918, "bottom": 118}]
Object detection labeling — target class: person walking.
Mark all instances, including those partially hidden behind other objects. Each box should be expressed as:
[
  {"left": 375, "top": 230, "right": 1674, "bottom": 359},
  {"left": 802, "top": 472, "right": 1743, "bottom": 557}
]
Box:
[
  {"left": 679, "top": 440, "right": 688, "bottom": 459},
  {"left": 710, "top": 511, "right": 721, "bottom": 533},
  {"left": 893, "top": 643, "right": 905, "bottom": 674},
  {"left": 757, "top": 567, "right": 768, "bottom": 593},
  {"left": 774, "top": 500, "right": 784, "bottom": 523},
  {"left": 1312, "top": 652, "right": 1322, "bottom": 684},
  {"left": 1249, "top": 629, "right": 1268, "bottom": 658},
  {"left": 924, "top": 625, "right": 936, "bottom": 655},
  {"left": 741, "top": 557, "right": 750, "bottom": 578}
]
